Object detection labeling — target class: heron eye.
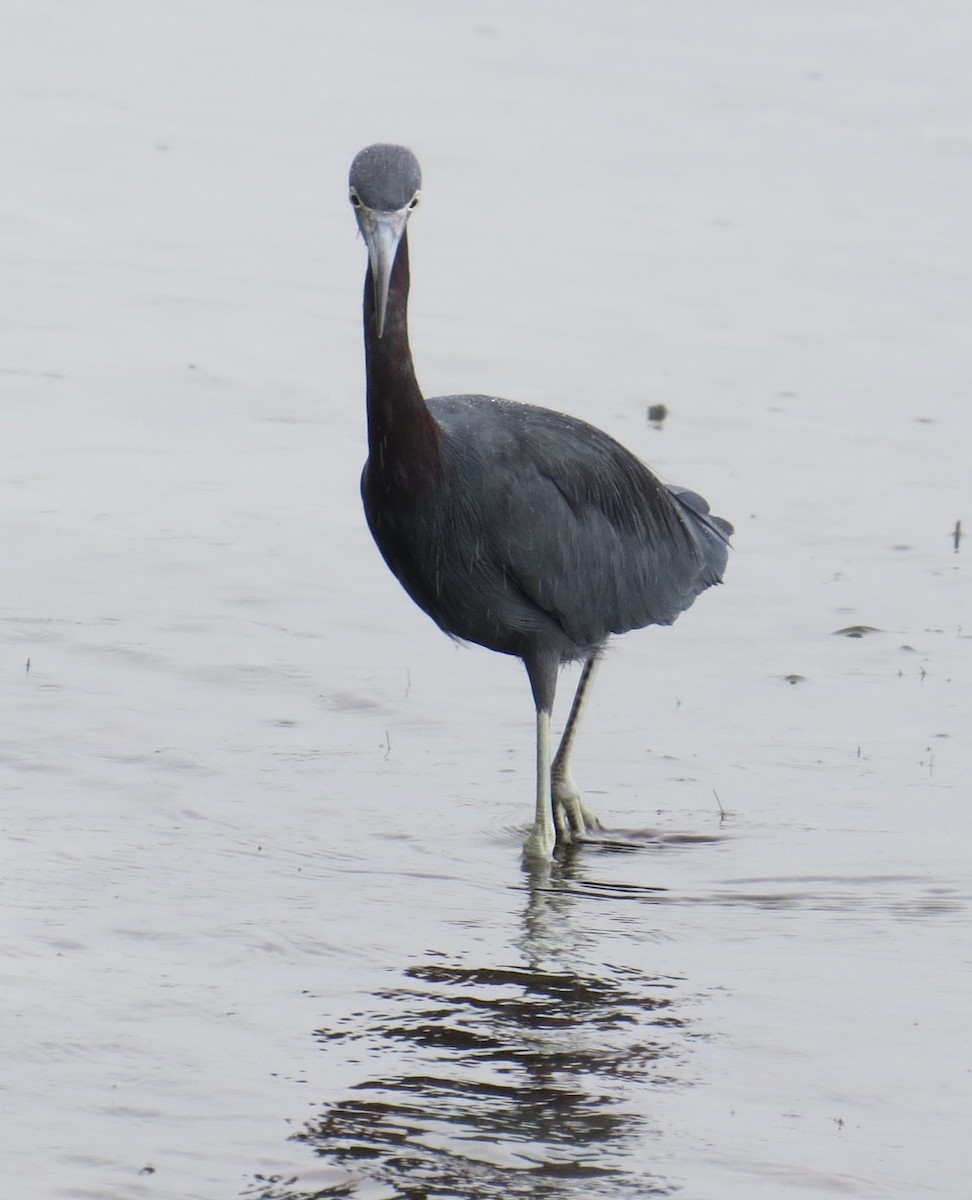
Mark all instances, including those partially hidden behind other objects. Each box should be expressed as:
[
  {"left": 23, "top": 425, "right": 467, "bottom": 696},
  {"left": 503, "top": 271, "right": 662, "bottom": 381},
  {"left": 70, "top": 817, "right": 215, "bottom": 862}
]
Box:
[
  {"left": 349, "top": 190, "right": 362, "bottom": 207},
  {"left": 408, "top": 193, "right": 421, "bottom": 210}
]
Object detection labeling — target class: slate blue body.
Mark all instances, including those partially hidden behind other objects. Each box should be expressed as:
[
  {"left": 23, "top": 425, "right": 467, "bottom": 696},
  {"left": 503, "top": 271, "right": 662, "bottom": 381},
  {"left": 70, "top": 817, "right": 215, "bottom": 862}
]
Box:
[{"left": 362, "top": 390, "right": 730, "bottom": 710}]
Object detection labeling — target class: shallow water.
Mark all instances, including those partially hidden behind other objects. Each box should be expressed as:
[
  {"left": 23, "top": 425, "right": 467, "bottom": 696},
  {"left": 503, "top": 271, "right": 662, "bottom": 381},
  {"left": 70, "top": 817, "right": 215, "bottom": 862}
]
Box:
[{"left": 2, "top": 2, "right": 970, "bottom": 1198}]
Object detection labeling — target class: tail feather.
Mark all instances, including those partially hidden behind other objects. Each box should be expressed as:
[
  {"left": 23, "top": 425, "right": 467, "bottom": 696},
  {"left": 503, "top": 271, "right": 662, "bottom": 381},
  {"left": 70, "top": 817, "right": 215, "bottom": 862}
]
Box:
[{"left": 666, "top": 483, "right": 732, "bottom": 588}]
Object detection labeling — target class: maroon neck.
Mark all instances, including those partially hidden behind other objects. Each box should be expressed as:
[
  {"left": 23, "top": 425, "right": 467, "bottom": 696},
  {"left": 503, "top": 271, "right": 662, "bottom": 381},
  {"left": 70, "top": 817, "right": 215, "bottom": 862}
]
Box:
[{"left": 363, "top": 230, "right": 442, "bottom": 489}]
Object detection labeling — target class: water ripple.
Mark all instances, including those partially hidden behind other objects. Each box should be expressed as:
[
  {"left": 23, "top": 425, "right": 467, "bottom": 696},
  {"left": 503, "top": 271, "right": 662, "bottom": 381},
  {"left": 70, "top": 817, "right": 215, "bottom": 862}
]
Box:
[{"left": 250, "top": 958, "right": 690, "bottom": 1198}]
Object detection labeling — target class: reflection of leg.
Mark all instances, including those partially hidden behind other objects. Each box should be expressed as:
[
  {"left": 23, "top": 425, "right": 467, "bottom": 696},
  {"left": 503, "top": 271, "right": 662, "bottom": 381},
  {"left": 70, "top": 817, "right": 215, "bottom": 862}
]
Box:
[
  {"left": 553, "top": 654, "right": 602, "bottom": 838},
  {"left": 524, "top": 708, "right": 556, "bottom": 861}
]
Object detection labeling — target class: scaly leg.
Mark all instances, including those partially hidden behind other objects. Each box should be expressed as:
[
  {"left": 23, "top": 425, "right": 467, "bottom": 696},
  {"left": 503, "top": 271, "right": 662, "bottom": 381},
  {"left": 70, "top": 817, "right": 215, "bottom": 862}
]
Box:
[
  {"left": 523, "top": 707, "right": 556, "bottom": 861},
  {"left": 552, "top": 653, "right": 602, "bottom": 839}
]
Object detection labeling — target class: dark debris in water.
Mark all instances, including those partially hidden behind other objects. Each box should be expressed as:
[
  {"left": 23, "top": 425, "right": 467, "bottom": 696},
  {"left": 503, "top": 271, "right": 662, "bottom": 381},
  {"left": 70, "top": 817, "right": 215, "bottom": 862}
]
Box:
[{"left": 833, "top": 624, "right": 882, "bottom": 638}]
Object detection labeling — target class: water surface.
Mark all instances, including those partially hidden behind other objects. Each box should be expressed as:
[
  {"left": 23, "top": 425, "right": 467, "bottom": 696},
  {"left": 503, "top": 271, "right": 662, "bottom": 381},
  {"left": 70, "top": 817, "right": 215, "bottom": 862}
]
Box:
[{"left": 2, "top": 3, "right": 969, "bottom": 1198}]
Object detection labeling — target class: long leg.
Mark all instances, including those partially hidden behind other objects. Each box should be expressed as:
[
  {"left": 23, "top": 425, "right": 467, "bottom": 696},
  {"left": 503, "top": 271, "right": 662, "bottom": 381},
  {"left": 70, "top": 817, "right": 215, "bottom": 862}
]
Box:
[
  {"left": 552, "top": 652, "right": 602, "bottom": 839},
  {"left": 523, "top": 707, "right": 556, "bottom": 861},
  {"left": 522, "top": 652, "right": 560, "bottom": 861}
]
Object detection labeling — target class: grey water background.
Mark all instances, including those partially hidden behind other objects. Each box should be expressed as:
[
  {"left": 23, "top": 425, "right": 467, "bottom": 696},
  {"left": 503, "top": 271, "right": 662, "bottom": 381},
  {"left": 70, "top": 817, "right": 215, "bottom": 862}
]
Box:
[{"left": 2, "top": 2, "right": 970, "bottom": 1197}]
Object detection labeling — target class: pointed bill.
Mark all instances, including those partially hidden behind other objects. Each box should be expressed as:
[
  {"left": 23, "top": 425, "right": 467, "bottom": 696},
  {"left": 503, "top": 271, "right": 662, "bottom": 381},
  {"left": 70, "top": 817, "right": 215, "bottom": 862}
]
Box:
[{"left": 356, "top": 206, "right": 410, "bottom": 338}]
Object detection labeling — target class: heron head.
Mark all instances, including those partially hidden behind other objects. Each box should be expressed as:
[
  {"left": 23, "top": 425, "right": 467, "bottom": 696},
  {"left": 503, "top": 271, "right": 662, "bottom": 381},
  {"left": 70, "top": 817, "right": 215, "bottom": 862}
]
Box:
[{"left": 349, "top": 144, "right": 422, "bottom": 338}]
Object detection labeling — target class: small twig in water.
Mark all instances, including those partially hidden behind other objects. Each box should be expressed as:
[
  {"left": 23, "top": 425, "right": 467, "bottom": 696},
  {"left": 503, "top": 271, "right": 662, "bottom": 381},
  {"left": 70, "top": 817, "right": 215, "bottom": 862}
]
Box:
[
  {"left": 713, "top": 789, "right": 734, "bottom": 822},
  {"left": 953, "top": 519, "right": 963, "bottom": 553}
]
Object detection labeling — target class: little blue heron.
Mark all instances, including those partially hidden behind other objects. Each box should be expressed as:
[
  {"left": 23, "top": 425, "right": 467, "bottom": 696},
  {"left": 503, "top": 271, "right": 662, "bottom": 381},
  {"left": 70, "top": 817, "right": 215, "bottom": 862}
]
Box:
[{"left": 349, "top": 143, "right": 731, "bottom": 861}]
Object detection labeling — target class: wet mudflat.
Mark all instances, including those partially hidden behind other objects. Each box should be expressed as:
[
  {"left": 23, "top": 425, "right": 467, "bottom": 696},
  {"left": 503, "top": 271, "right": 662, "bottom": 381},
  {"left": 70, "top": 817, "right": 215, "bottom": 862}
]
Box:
[{"left": 2, "top": 3, "right": 970, "bottom": 1198}]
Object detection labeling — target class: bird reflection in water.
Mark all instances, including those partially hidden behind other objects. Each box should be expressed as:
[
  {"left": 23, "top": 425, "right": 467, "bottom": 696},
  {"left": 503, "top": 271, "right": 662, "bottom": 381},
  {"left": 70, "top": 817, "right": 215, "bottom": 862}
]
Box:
[{"left": 249, "top": 855, "right": 695, "bottom": 1200}]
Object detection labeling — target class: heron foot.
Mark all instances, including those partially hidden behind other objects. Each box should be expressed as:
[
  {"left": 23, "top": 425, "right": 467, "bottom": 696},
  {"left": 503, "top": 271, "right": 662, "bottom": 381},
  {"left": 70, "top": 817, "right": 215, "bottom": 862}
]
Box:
[
  {"left": 523, "top": 821, "right": 557, "bottom": 863},
  {"left": 552, "top": 772, "right": 600, "bottom": 842}
]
